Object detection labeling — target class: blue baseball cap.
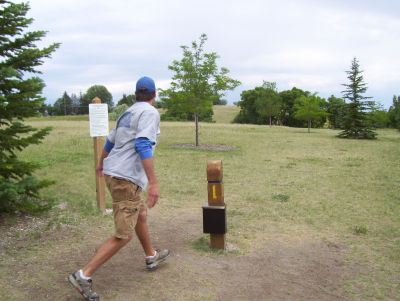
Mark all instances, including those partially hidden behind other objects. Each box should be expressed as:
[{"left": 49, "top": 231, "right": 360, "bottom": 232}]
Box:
[{"left": 136, "top": 76, "right": 156, "bottom": 93}]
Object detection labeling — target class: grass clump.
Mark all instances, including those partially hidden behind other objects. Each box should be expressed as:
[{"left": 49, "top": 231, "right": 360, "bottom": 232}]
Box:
[
  {"left": 353, "top": 225, "right": 368, "bottom": 235},
  {"left": 192, "top": 236, "right": 225, "bottom": 254},
  {"left": 191, "top": 236, "right": 240, "bottom": 255},
  {"left": 272, "top": 194, "right": 290, "bottom": 202}
]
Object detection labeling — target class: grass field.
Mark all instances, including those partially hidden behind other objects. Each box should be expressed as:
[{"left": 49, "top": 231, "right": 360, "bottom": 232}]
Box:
[{"left": 0, "top": 106, "right": 399, "bottom": 300}]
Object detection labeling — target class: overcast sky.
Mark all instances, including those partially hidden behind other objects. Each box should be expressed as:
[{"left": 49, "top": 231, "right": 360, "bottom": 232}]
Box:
[{"left": 27, "top": 0, "right": 400, "bottom": 108}]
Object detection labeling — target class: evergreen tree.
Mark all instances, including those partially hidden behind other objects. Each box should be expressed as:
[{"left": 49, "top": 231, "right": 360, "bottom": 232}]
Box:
[
  {"left": 338, "top": 58, "right": 377, "bottom": 139},
  {"left": 70, "top": 93, "right": 80, "bottom": 115},
  {"left": 53, "top": 91, "right": 72, "bottom": 115},
  {"left": 0, "top": 1, "right": 59, "bottom": 212}
]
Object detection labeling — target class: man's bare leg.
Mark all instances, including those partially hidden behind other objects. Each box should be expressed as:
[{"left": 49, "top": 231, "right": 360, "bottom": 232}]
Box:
[
  {"left": 135, "top": 210, "right": 155, "bottom": 257},
  {"left": 82, "top": 235, "right": 132, "bottom": 277}
]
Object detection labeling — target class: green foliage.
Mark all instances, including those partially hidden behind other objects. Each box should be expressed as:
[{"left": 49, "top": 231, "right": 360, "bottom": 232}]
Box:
[
  {"left": 52, "top": 91, "right": 72, "bottom": 115},
  {"left": 80, "top": 85, "right": 113, "bottom": 113},
  {"left": 234, "top": 87, "right": 265, "bottom": 124},
  {"left": 353, "top": 225, "right": 368, "bottom": 235},
  {"left": 117, "top": 93, "right": 135, "bottom": 106},
  {"left": 279, "top": 87, "right": 311, "bottom": 127},
  {"left": 109, "top": 104, "right": 128, "bottom": 121},
  {"left": 272, "top": 194, "right": 290, "bottom": 202},
  {"left": 160, "top": 33, "right": 240, "bottom": 145},
  {"left": 294, "top": 94, "right": 328, "bottom": 133},
  {"left": 234, "top": 82, "right": 282, "bottom": 125},
  {"left": 0, "top": 1, "right": 59, "bottom": 212},
  {"left": 338, "top": 58, "right": 377, "bottom": 139},
  {"left": 234, "top": 85, "right": 322, "bottom": 128},
  {"left": 388, "top": 95, "right": 400, "bottom": 130},
  {"left": 369, "top": 109, "right": 389, "bottom": 128},
  {"left": 327, "top": 95, "right": 346, "bottom": 129},
  {"left": 255, "top": 82, "right": 282, "bottom": 126},
  {"left": 214, "top": 98, "right": 227, "bottom": 105}
]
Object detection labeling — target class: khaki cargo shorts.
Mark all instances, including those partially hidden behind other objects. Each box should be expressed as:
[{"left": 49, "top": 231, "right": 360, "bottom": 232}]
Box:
[{"left": 105, "top": 176, "right": 146, "bottom": 239}]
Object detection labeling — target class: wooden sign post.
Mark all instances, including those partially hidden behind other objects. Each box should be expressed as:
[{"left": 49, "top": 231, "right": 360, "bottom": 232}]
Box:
[
  {"left": 203, "top": 160, "right": 226, "bottom": 249},
  {"left": 89, "top": 97, "right": 107, "bottom": 212}
]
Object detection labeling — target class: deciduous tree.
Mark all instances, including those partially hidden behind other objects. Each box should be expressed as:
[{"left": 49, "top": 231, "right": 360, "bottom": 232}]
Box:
[
  {"left": 327, "top": 95, "right": 346, "bottom": 129},
  {"left": 80, "top": 85, "right": 113, "bottom": 113},
  {"left": 234, "top": 86, "right": 312, "bottom": 127},
  {"left": 160, "top": 34, "right": 240, "bottom": 146},
  {"left": 294, "top": 94, "right": 327, "bottom": 133},
  {"left": 255, "top": 82, "right": 282, "bottom": 126},
  {"left": 278, "top": 87, "right": 311, "bottom": 127},
  {"left": 388, "top": 95, "right": 400, "bottom": 130}
]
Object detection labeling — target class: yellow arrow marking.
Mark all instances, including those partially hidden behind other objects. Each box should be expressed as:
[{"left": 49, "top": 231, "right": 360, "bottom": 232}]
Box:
[{"left": 212, "top": 184, "right": 217, "bottom": 200}]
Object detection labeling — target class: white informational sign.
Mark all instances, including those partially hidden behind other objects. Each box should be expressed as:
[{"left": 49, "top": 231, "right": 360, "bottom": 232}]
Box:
[{"left": 89, "top": 104, "right": 109, "bottom": 137}]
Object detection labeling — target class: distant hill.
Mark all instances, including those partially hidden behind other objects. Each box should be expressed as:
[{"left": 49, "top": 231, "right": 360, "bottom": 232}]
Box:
[{"left": 213, "top": 105, "right": 239, "bottom": 124}]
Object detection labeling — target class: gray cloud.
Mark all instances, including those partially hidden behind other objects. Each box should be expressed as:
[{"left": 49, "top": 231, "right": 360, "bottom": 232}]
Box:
[{"left": 26, "top": 0, "right": 400, "bottom": 108}]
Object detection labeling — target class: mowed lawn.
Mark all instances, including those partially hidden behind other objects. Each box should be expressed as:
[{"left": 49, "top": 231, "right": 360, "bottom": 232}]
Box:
[{"left": 1, "top": 108, "right": 399, "bottom": 300}]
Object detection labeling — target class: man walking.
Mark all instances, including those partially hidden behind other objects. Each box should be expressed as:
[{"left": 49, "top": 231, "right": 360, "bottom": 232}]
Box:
[{"left": 69, "top": 76, "right": 169, "bottom": 301}]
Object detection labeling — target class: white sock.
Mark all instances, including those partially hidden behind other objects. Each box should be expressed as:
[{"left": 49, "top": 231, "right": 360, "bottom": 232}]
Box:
[
  {"left": 79, "top": 269, "right": 91, "bottom": 280},
  {"left": 145, "top": 250, "right": 157, "bottom": 259}
]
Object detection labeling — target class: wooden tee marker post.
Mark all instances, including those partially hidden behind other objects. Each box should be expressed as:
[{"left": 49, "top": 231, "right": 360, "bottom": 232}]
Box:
[
  {"left": 89, "top": 97, "right": 107, "bottom": 212},
  {"left": 203, "top": 160, "right": 226, "bottom": 249}
]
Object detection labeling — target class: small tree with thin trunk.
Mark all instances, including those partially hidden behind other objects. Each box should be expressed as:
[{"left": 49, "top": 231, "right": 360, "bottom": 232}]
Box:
[
  {"left": 160, "top": 34, "right": 240, "bottom": 146},
  {"left": 294, "top": 94, "right": 327, "bottom": 133},
  {"left": 338, "top": 57, "right": 377, "bottom": 139}
]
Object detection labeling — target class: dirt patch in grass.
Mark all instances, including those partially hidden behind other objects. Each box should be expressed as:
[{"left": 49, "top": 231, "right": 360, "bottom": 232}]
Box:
[
  {"left": 171, "top": 143, "right": 237, "bottom": 151},
  {"left": 0, "top": 211, "right": 358, "bottom": 301}
]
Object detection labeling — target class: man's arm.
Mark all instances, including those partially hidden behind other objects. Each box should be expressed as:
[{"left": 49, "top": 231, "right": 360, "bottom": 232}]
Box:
[
  {"left": 135, "top": 137, "right": 159, "bottom": 208},
  {"left": 96, "top": 149, "right": 109, "bottom": 176},
  {"left": 141, "top": 157, "right": 159, "bottom": 208},
  {"left": 96, "top": 138, "right": 113, "bottom": 176}
]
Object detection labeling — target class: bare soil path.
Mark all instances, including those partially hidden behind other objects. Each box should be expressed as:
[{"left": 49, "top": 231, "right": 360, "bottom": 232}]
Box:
[{"left": 0, "top": 208, "right": 354, "bottom": 301}]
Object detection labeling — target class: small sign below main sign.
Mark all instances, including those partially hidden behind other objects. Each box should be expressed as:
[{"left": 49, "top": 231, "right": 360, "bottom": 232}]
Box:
[{"left": 89, "top": 104, "right": 109, "bottom": 137}]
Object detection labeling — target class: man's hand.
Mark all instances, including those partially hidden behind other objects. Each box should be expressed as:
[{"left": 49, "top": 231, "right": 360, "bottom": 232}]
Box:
[
  {"left": 96, "top": 149, "right": 109, "bottom": 177},
  {"left": 141, "top": 157, "right": 159, "bottom": 209},
  {"left": 96, "top": 164, "right": 104, "bottom": 177},
  {"left": 147, "top": 183, "right": 159, "bottom": 208}
]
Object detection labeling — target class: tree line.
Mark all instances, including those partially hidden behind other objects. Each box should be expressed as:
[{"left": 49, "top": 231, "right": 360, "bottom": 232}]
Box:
[
  {"left": 234, "top": 77, "right": 399, "bottom": 134},
  {"left": 41, "top": 86, "right": 136, "bottom": 116},
  {"left": 45, "top": 39, "right": 400, "bottom": 139}
]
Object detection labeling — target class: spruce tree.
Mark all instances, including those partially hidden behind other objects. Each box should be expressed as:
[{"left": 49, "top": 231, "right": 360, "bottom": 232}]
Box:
[
  {"left": 0, "top": 1, "right": 59, "bottom": 212},
  {"left": 338, "top": 57, "right": 377, "bottom": 139}
]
